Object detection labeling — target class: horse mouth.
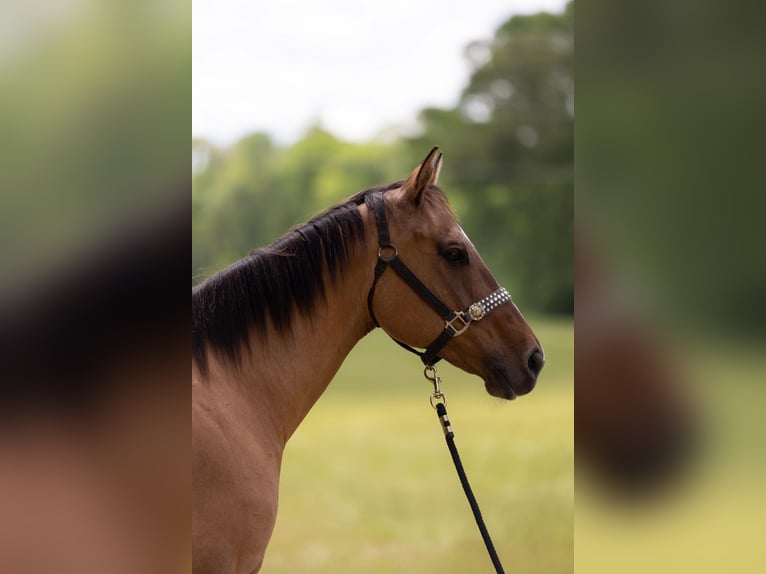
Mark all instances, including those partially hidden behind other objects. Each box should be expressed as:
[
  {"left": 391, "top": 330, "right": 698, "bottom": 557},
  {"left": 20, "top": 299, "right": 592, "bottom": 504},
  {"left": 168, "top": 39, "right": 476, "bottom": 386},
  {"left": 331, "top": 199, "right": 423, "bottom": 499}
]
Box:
[
  {"left": 485, "top": 379, "right": 517, "bottom": 400},
  {"left": 484, "top": 366, "right": 536, "bottom": 401}
]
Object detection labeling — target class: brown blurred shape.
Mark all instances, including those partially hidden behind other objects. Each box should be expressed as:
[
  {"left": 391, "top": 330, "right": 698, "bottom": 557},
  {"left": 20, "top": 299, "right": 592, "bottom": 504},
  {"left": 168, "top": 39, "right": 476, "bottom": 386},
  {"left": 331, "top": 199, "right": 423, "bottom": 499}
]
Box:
[
  {"left": 0, "top": 193, "right": 189, "bottom": 574},
  {"left": 575, "top": 234, "right": 697, "bottom": 493}
]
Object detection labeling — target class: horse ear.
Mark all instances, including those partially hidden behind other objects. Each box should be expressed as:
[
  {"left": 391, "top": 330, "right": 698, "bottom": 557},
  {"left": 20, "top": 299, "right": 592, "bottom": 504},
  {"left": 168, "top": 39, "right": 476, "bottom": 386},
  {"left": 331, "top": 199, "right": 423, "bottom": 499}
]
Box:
[{"left": 402, "top": 146, "right": 443, "bottom": 207}]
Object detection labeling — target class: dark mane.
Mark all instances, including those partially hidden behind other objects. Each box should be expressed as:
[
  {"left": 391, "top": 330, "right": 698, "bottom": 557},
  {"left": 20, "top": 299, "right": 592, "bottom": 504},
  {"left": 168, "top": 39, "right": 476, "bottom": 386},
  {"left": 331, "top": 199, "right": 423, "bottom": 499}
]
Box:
[{"left": 192, "top": 181, "right": 406, "bottom": 373}]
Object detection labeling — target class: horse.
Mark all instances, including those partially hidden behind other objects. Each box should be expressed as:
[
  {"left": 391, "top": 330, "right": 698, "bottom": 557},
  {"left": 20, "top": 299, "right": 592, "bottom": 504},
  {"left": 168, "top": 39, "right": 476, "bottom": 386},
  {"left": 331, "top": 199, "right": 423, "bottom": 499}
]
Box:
[{"left": 191, "top": 147, "right": 544, "bottom": 574}]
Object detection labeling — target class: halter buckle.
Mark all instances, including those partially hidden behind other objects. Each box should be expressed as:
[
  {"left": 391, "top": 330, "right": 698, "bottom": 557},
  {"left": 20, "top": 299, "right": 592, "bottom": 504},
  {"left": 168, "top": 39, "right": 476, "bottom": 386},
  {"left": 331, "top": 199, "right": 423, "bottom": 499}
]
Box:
[{"left": 445, "top": 311, "right": 472, "bottom": 336}]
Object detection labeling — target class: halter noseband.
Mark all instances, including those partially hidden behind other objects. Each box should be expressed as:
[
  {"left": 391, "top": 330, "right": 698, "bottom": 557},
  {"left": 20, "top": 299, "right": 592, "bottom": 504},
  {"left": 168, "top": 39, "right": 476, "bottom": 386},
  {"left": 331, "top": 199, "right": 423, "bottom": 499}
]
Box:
[{"left": 366, "top": 191, "right": 512, "bottom": 367}]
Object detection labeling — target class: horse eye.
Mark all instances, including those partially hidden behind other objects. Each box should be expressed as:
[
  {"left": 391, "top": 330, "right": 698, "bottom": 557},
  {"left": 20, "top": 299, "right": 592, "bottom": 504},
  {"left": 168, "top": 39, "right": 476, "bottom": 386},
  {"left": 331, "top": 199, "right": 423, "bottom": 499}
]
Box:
[{"left": 443, "top": 247, "right": 468, "bottom": 265}]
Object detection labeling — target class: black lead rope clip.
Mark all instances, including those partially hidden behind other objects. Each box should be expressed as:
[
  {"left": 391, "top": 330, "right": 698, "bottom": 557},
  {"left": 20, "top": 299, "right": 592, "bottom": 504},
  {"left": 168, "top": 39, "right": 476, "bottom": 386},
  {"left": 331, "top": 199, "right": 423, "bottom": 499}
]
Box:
[
  {"left": 423, "top": 365, "right": 506, "bottom": 574},
  {"left": 424, "top": 365, "right": 454, "bottom": 438}
]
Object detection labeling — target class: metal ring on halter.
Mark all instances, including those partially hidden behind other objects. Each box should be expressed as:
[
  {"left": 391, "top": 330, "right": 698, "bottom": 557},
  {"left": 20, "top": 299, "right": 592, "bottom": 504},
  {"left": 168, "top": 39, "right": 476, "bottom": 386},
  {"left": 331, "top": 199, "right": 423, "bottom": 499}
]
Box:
[{"left": 377, "top": 244, "right": 398, "bottom": 262}]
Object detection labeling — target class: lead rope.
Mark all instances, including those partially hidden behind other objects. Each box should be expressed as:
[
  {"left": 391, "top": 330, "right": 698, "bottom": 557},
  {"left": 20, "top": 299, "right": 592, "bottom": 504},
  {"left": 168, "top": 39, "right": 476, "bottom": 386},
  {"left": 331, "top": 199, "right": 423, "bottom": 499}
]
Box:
[{"left": 425, "top": 366, "right": 506, "bottom": 574}]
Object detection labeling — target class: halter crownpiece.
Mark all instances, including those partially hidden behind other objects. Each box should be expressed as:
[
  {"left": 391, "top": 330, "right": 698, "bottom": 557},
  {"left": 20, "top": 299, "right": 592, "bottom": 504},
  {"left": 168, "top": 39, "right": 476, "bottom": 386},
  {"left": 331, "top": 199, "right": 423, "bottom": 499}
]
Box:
[{"left": 365, "top": 191, "right": 512, "bottom": 366}]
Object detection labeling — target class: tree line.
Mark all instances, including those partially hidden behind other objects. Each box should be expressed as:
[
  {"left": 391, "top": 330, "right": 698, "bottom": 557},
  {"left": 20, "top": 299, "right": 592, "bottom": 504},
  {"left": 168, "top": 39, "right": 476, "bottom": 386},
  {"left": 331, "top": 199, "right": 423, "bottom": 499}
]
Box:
[{"left": 193, "top": 2, "right": 572, "bottom": 314}]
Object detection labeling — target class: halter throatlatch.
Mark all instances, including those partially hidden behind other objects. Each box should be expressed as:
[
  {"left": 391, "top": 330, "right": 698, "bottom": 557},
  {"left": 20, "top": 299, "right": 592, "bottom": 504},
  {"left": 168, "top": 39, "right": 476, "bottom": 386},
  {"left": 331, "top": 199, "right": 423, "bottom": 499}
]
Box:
[{"left": 366, "top": 191, "right": 512, "bottom": 367}]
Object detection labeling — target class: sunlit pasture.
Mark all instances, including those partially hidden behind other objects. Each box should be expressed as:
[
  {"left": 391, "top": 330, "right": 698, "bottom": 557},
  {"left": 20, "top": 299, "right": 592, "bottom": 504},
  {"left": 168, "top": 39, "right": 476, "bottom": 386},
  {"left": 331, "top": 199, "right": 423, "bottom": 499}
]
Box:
[{"left": 265, "top": 317, "right": 573, "bottom": 573}]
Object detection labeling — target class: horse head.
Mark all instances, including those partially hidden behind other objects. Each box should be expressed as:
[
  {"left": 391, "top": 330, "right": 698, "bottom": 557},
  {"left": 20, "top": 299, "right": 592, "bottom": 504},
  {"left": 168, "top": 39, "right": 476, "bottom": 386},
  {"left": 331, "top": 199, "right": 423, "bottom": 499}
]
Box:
[{"left": 368, "top": 147, "right": 543, "bottom": 400}]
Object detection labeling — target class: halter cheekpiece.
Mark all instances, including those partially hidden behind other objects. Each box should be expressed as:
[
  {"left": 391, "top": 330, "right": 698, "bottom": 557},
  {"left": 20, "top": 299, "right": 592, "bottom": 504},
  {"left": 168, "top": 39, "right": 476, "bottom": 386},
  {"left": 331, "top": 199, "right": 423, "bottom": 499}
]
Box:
[{"left": 366, "top": 191, "right": 512, "bottom": 366}]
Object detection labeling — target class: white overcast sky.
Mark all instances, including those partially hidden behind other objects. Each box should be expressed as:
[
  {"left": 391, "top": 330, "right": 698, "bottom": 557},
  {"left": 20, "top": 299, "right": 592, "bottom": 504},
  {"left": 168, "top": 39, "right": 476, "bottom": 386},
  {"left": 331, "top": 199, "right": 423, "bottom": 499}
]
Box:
[{"left": 193, "top": 0, "right": 568, "bottom": 146}]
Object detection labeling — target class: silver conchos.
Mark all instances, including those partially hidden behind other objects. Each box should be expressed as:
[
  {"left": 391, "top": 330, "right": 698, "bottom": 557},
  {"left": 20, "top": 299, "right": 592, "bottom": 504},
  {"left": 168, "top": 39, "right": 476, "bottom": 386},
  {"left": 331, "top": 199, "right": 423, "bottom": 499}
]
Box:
[
  {"left": 469, "top": 303, "right": 486, "bottom": 320},
  {"left": 445, "top": 287, "right": 511, "bottom": 338},
  {"left": 463, "top": 287, "right": 511, "bottom": 326}
]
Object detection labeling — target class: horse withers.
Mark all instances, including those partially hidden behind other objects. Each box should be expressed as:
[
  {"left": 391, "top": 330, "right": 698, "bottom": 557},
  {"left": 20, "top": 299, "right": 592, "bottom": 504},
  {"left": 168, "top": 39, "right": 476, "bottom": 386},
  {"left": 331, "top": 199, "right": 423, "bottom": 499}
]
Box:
[{"left": 192, "top": 148, "right": 543, "bottom": 574}]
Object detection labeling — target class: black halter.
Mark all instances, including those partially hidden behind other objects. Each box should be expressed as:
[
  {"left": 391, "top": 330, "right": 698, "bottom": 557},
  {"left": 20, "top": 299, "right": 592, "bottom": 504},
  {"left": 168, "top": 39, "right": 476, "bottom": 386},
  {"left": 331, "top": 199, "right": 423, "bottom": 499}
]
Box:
[{"left": 366, "top": 191, "right": 512, "bottom": 367}]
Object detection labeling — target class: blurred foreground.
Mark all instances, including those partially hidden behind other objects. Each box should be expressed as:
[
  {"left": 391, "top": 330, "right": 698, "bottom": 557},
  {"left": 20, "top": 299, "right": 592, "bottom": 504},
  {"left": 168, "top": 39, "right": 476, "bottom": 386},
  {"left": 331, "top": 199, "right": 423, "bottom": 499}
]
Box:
[
  {"left": 1, "top": 1, "right": 189, "bottom": 573},
  {"left": 576, "top": 0, "right": 766, "bottom": 571}
]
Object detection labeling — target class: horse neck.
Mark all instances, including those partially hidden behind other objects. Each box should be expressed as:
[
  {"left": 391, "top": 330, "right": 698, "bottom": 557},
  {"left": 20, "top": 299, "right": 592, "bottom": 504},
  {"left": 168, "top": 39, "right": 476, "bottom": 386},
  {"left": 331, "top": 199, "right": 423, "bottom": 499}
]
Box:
[{"left": 234, "top": 213, "right": 376, "bottom": 443}]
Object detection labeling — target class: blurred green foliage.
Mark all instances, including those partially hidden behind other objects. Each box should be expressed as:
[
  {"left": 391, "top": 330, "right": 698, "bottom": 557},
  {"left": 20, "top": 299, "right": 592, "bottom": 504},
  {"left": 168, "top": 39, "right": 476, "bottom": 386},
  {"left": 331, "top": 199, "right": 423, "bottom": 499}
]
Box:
[
  {"left": 192, "top": 130, "right": 405, "bottom": 280},
  {"left": 577, "top": 0, "right": 766, "bottom": 334},
  {"left": 1, "top": 1, "right": 189, "bottom": 293},
  {"left": 193, "top": 3, "right": 573, "bottom": 315}
]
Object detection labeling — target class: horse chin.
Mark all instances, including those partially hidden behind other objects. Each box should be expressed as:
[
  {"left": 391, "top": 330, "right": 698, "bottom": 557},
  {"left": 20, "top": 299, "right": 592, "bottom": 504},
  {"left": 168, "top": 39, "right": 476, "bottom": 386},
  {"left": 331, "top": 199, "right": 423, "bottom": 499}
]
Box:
[
  {"left": 483, "top": 365, "right": 536, "bottom": 401},
  {"left": 484, "top": 380, "right": 517, "bottom": 400}
]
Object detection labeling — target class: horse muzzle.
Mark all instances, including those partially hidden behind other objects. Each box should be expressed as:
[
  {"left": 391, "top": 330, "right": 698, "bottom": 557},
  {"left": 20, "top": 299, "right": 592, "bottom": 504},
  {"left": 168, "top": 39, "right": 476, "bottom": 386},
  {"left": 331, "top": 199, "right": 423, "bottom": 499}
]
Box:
[{"left": 484, "top": 346, "right": 544, "bottom": 400}]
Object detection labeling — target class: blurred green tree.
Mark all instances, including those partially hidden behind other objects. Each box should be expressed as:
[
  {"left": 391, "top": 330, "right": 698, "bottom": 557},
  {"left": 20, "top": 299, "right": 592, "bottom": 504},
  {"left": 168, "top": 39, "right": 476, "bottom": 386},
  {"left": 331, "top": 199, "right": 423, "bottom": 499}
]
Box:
[
  {"left": 193, "top": 133, "right": 279, "bottom": 276},
  {"left": 408, "top": 2, "right": 573, "bottom": 313},
  {"left": 192, "top": 128, "right": 408, "bottom": 281}
]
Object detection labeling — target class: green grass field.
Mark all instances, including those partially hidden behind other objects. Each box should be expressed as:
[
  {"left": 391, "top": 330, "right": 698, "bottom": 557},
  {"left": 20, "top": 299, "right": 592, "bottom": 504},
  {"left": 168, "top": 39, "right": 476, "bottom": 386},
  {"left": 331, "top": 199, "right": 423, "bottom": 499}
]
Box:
[{"left": 264, "top": 316, "right": 573, "bottom": 573}]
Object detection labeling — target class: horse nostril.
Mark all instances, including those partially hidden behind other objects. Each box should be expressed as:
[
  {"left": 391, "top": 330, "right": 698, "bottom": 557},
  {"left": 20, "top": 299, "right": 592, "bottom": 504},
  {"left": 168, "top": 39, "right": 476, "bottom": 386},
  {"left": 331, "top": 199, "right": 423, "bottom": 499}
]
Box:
[{"left": 527, "top": 347, "right": 545, "bottom": 378}]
